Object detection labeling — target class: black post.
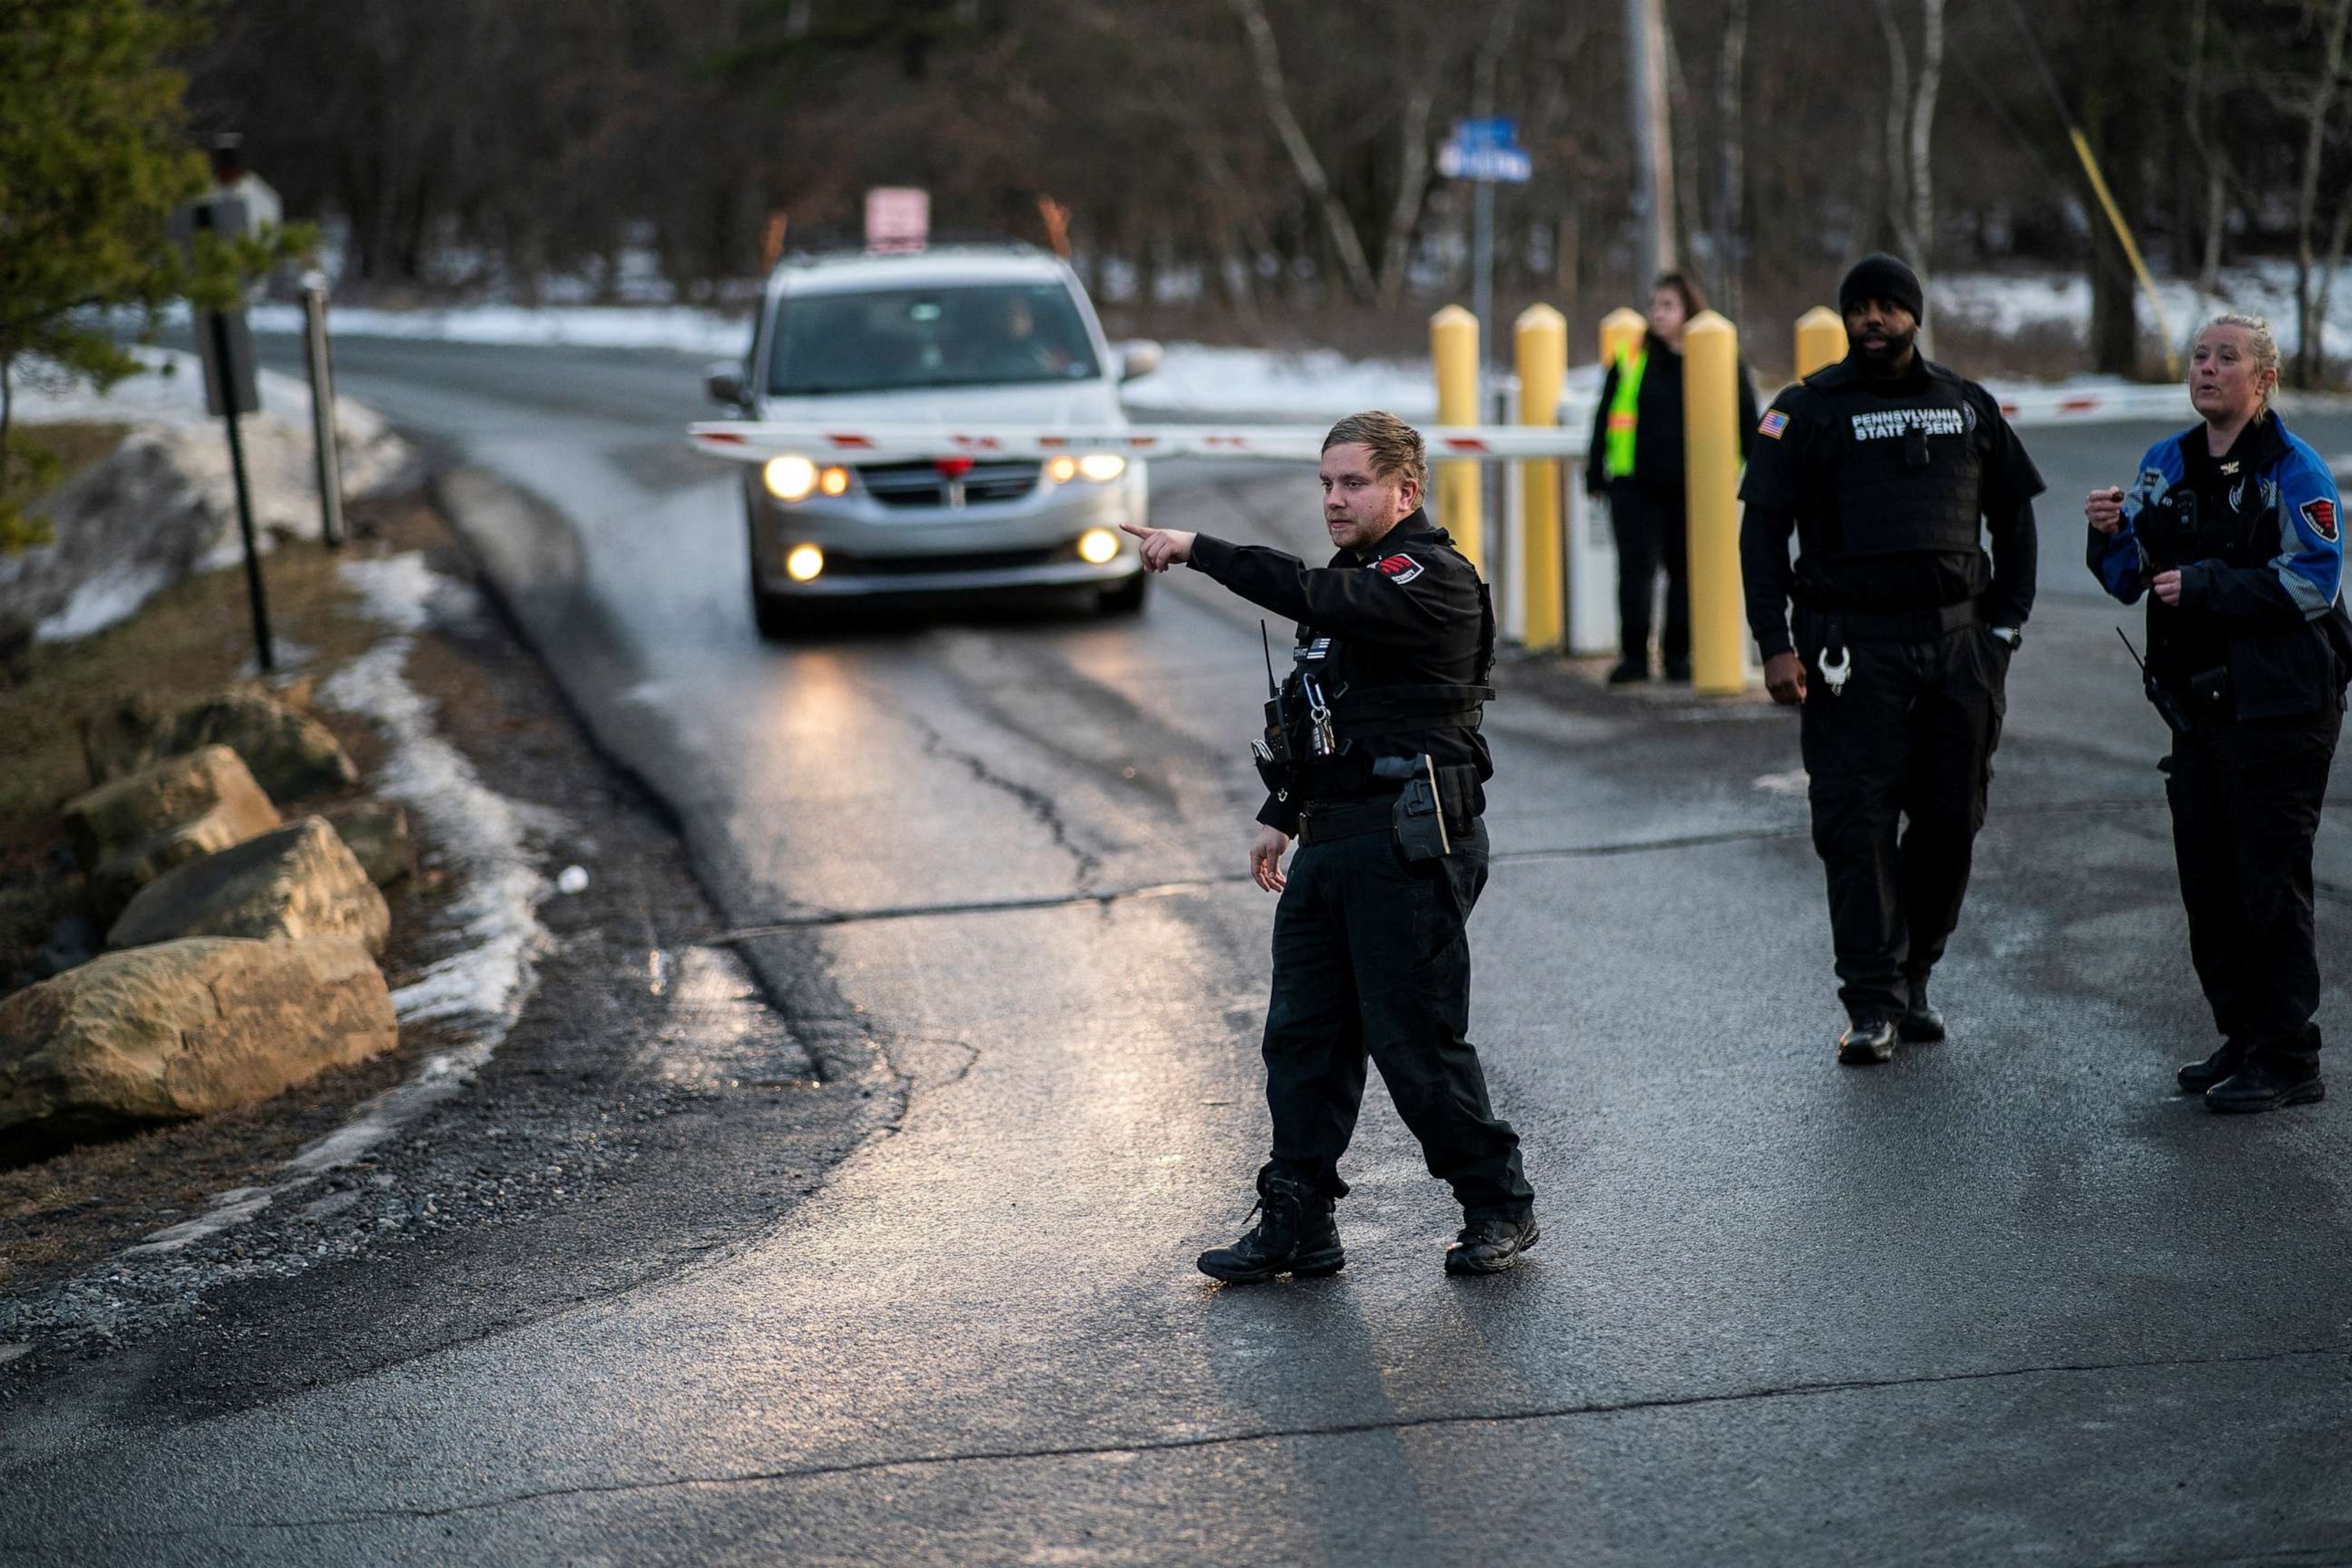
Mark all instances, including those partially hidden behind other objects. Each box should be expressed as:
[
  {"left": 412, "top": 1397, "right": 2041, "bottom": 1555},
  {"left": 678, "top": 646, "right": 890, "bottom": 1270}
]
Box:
[{"left": 211, "top": 305, "right": 274, "bottom": 673}]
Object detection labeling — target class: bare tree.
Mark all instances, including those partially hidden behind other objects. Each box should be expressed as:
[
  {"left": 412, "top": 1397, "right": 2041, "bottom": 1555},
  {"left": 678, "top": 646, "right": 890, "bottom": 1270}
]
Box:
[
  {"left": 2180, "top": 0, "right": 2232, "bottom": 309},
  {"left": 1874, "top": 0, "right": 1945, "bottom": 277},
  {"left": 1713, "top": 0, "right": 1750, "bottom": 319},
  {"left": 1377, "top": 84, "right": 1435, "bottom": 309},
  {"left": 1227, "top": 0, "right": 1377, "bottom": 302},
  {"left": 2288, "top": 0, "right": 2352, "bottom": 385}
]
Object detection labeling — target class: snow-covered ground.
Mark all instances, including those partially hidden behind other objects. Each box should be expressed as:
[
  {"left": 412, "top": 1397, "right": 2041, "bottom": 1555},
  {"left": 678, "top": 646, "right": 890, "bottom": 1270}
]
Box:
[
  {"left": 1934, "top": 260, "right": 2347, "bottom": 360},
  {"left": 4, "top": 348, "right": 415, "bottom": 640}
]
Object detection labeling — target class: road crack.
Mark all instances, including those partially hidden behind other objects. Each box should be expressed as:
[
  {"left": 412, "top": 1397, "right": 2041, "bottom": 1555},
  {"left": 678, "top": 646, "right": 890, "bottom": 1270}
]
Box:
[{"left": 137, "top": 1339, "right": 2352, "bottom": 1537}]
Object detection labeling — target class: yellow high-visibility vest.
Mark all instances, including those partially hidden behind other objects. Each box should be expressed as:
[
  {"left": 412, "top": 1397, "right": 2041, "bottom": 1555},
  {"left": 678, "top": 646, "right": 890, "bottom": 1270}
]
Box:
[{"left": 1604, "top": 347, "right": 1647, "bottom": 479}]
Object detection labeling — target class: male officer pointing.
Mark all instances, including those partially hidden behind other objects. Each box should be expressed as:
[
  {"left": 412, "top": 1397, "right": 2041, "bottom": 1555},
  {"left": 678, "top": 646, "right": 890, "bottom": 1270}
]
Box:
[
  {"left": 1740, "top": 254, "right": 2044, "bottom": 1064},
  {"left": 1122, "top": 411, "right": 1538, "bottom": 1279}
]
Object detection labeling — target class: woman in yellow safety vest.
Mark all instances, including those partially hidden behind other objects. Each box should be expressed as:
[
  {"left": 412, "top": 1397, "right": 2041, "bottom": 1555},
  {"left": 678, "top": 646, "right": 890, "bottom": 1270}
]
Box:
[{"left": 1586, "top": 272, "right": 1759, "bottom": 683}]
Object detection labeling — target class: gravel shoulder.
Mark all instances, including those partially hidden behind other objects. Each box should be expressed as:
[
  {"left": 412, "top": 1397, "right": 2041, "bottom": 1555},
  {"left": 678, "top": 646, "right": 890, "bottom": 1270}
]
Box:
[{"left": 0, "top": 482, "right": 895, "bottom": 1436}]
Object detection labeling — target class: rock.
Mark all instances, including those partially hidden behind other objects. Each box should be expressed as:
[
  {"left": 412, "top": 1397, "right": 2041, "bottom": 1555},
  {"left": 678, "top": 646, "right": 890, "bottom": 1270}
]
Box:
[
  {"left": 61, "top": 744, "right": 282, "bottom": 912},
  {"left": 323, "top": 800, "right": 414, "bottom": 887},
  {"left": 31, "top": 916, "right": 100, "bottom": 980},
  {"left": 82, "top": 687, "right": 358, "bottom": 804},
  {"left": 0, "top": 937, "right": 397, "bottom": 1160},
  {"left": 79, "top": 691, "right": 166, "bottom": 787},
  {"left": 107, "top": 817, "right": 390, "bottom": 956}
]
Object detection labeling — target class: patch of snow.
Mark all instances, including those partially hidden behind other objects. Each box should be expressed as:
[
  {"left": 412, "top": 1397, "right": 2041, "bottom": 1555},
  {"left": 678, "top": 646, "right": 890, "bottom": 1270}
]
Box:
[
  {"left": 245, "top": 300, "right": 752, "bottom": 358},
  {"left": 32, "top": 560, "right": 174, "bottom": 642},
  {"left": 5, "top": 348, "right": 418, "bottom": 642}
]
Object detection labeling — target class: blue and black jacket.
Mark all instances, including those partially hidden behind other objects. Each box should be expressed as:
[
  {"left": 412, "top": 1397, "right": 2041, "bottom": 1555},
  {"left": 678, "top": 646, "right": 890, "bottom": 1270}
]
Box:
[{"left": 2089, "top": 413, "right": 2350, "bottom": 720}]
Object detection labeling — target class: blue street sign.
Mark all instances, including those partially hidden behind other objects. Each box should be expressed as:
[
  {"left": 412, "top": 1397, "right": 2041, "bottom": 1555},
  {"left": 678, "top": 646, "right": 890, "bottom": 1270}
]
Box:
[{"left": 1438, "top": 117, "right": 1532, "bottom": 184}]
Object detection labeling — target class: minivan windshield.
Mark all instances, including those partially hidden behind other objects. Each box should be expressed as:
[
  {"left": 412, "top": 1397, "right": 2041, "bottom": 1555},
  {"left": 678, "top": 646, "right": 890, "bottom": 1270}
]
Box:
[{"left": 767, "top": 283, "right": 1102, "bottom": 395}]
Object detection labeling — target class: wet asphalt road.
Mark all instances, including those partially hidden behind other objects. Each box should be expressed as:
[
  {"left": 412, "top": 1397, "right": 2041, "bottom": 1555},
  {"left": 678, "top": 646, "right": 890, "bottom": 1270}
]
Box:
[{"left": 11, "top": 338, "right": 2352, "bottom": 1563}]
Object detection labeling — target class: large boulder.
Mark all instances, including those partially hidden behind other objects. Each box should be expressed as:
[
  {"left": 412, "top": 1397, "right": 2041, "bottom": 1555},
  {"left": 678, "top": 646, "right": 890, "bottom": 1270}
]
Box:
[
  {"left": 107, "top": 816, "right": 390, "bottom": 956},
  {"left": 61, "top": 744, "right": 283, "bottom": 911},
  {"left": 0, "top": 937, "right": 397, "bottom": 1160},
  {"left": 82, "top": 686, "right": 358, "bottom": 804},
  {"left": 323, "top": 800, "right": 415, "bottom": 888}
]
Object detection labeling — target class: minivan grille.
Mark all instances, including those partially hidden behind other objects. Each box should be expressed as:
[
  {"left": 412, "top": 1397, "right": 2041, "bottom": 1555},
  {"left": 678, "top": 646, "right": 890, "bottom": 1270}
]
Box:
[{"left": 859, "top": 459, "right": 1040, "bottom": 509}]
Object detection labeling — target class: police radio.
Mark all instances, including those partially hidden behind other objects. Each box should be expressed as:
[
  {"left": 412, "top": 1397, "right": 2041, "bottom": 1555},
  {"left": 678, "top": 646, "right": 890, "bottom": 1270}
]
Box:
[{"left": 1251, "top": 622, "right": 1293, "bottom": 795}]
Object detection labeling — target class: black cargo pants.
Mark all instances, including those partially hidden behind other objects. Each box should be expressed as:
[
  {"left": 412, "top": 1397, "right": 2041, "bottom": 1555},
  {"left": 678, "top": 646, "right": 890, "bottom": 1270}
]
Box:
[
  {"left": 1797, "top": 617, "right": 2010, "bottom": 1024},
  {"left": 2164, "top": 707, "right": 2341, "bottom": 1063},
  {"left": 1259, "top": 816, "right": 1534, "bottom": 1218},
  {"left": 1609, "top": 481, "right": 1691, "bottom": 667}
]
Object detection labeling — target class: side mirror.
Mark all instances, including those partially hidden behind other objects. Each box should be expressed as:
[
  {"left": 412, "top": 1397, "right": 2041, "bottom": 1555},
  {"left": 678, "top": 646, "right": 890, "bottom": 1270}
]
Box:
[
  {"left": 705, "top": 362, "right": 746, "bottom": 406},
  {"left": 1119, "top": 340, "right": 1164, "bottom": 382}
]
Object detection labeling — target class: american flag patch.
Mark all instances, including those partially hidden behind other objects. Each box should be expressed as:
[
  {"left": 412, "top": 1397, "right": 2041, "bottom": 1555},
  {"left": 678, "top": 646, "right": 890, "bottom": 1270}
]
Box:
[{"left": 1759, "top": 410, "right": 1790, "bottom": 440}]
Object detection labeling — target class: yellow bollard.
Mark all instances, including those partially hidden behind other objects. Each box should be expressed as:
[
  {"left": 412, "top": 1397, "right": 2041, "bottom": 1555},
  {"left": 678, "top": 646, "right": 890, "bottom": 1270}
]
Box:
[
  {"left": 1682, "top": 310, "right": 1746, "bottom": 694},
  {"left": 1599, "top": 307, "right": 1646, "bottom": 374},
  {"left": 1514, "top": 304, "right": 1568, "bottom": 651},
  {"left": 1793, "top": 306, "right": 1847, "bottom": 381},
  {"left": 1430, "top": 305, "right": 1481, "bottom": 569}
]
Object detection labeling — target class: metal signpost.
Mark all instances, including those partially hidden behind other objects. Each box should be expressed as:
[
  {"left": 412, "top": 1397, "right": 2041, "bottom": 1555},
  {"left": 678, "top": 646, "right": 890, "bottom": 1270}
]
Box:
[
  {"left": 1438, "top": 119, "right": 1532, "bottom": 566},
  {"left": 174, "top": 194, "right": 275, "bottom": 673},
  {"left": 301, "top": 276, "right": 345, "bottom": 548}
]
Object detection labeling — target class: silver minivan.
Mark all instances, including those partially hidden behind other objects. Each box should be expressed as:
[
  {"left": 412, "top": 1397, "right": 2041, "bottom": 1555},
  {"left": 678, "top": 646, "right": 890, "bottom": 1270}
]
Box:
[{"left": 707, "top": 245, "right": 1159, "bottom": 636}]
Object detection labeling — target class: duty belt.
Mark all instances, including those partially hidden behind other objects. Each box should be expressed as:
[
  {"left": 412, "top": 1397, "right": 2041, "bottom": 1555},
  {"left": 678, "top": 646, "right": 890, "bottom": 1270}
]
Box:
[
  {"left": 1807, "top": 597, "right": 1982, "bottom": 642},
  {"left": 1295, "top": 799, "right": 1398, "bottom": 846}
]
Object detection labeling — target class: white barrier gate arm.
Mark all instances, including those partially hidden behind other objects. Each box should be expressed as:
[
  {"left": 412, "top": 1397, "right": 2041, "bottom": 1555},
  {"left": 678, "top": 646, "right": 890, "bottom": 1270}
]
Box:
[
  {"left": 691, "top": 382, "right": 2194, "bottom": 471},
  {"left": 689, "top": 421, "right": 1589, "bottom": 466}
]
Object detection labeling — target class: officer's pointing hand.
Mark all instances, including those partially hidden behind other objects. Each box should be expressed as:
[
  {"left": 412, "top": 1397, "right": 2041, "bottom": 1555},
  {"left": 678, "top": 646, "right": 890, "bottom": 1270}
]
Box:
[
  {"left": 1120, "top": 523, "right": 1195, "bottom": 573},
  {"left": 1250, "top": 825, "right": 1289, "bottom": 893},
  {"left": 1764, "top": 650, "right": 1808, "bottom": 707},
  {"left": 2086, "top": 486, "right": 2125, "bottom": 535}
]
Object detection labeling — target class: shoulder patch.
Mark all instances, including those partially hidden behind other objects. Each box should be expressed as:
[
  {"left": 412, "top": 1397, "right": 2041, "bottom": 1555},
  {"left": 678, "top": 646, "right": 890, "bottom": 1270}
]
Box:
[
  {"left": 2301, "top": 497, "right": 2338, "bottom": 542},
  {"left": 1759, "top": 410, "right": 1790, "bottom": 440},
  {"left": 1374, "top": 553, "right": 1424, "bottom": 583}
]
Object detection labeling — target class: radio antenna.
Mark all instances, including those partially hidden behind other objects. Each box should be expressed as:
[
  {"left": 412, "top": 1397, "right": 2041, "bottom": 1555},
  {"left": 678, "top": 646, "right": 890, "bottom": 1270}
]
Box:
[
  {"left": 1261, "top": 621, "right": 1279, "bottom": 695},
  {"left": 2115, "top": 626, "right": 2148, "bottom": 672}
]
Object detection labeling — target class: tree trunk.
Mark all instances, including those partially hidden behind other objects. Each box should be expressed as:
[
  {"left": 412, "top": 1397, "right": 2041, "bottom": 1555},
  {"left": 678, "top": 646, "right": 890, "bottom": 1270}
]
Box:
[
  {"left": 2311, "top": 198, "right": 2352, "bottom": 383},
  {"left": 2292, "top": 0, "right": 2352, "bottom": 386},
  {"left": 1873, "top": 0, "right": 1913, "bottom": 255},
  {"left": 2181, "top": 0, "right": 2230, "bottom": 312},
  {"left": 1906, "top": 0, "right": 1943, "bottom": 265},
  {"left": 1626, "top": 0, "right": 1675, "bottom": 279},
  {"left": 1377, "top": 86, "right": 1435, "bottom": 309},
  {"left": 1664, "top": 21, "right": 1704, "bottom": 288},
  {"left": 1, "top": 354, "right": 14, "bottom": 503},
  {"left": 1713, "top": 0, "right": 1749, "bottom": 320},
  {"left": 1227, "top": 0, "right": 1377, "bottom": 302}
]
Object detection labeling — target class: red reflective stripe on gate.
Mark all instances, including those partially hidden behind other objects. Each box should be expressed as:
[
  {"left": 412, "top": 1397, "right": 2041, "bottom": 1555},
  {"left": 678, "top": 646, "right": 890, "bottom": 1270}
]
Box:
[{"left": 826, "top": 434, "right": 874, "bottom": 449}]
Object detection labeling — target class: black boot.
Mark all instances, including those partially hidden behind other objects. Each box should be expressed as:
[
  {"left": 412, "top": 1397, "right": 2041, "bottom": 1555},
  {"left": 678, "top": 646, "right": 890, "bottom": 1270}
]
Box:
[
  {"left": 1197, "top": 1171, "right": 1344, "bottom": 1283},
  {"left": 1446, "top": 1210, "right": 1540, "bottom": 1275},
  {"left": 2207, "top": 1057, "right": 2324, "bottom": 1114},
  {"left": 1899, "top": 974, "right": 1945, "bottom": 1044},
  {"left": 2177, "top": 1039, "right": 2247, "bottom": 1096},
  {"left": 1607, "top": 657, "right": 1650, "bottom": 685},
  {"left": 1837, "top": 1017, "right": 1896, "bottom": 1066}
]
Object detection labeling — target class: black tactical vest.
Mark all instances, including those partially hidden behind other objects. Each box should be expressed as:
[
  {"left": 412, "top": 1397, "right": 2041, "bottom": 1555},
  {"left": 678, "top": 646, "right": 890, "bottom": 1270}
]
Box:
[
  {"left": 1805, "top": 362, "right": 1984, "bottom": 557},
  {"left": 1277, "top": 581, "right": 1497, "bottom": 772}
]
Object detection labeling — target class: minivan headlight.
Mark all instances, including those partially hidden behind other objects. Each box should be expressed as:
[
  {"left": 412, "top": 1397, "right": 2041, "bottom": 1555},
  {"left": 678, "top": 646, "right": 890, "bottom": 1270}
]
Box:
[
  {"left": 763, "top": 455, "right": 818, "bottom": 501},
  {"left": 1077, "top": 453, "right": 1128, "bottom": 482}
]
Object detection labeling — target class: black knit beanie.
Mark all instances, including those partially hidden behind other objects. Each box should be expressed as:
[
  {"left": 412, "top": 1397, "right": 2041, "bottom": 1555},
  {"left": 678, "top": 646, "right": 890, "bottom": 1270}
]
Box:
[{"left": 1838, "top": 253, "right": 1926, "bottom": 323}]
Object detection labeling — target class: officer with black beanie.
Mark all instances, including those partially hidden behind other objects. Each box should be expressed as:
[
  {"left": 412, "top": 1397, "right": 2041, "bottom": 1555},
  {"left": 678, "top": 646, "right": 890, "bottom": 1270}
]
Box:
[{"left": 1739, "top": 253, "right": 2046, "bottom": 1065}]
